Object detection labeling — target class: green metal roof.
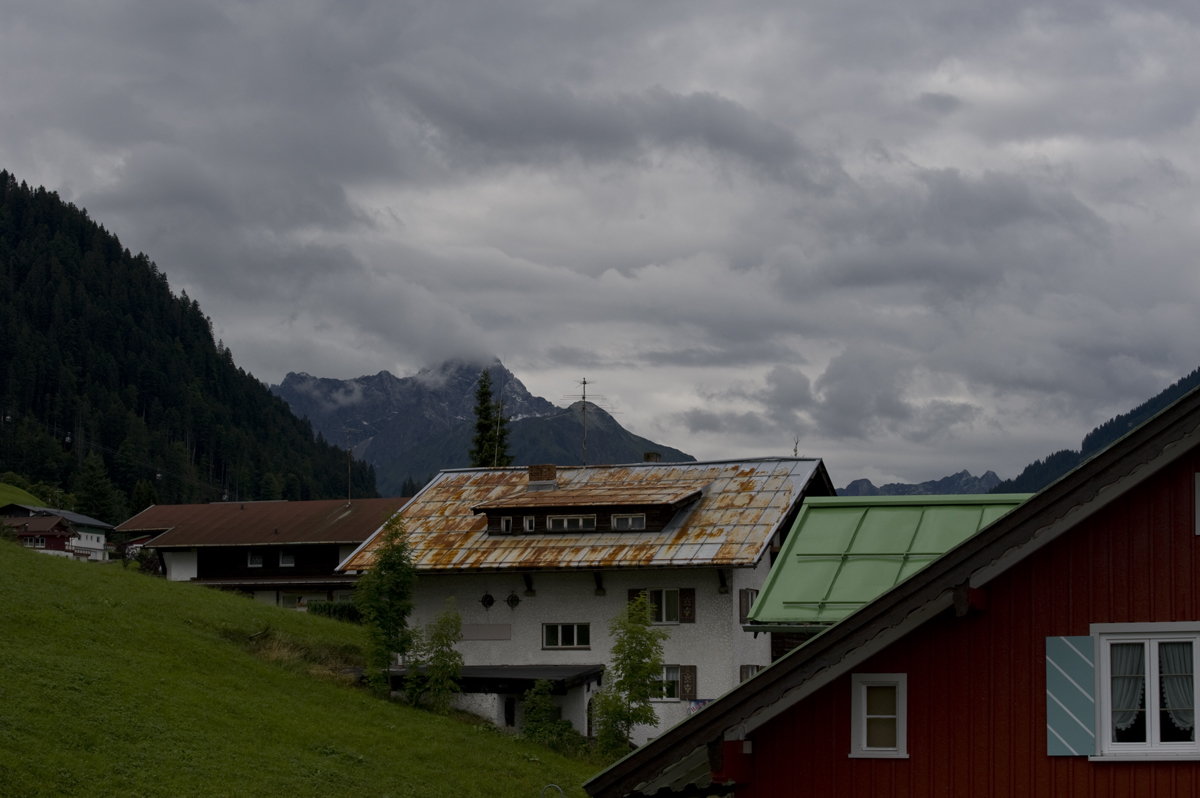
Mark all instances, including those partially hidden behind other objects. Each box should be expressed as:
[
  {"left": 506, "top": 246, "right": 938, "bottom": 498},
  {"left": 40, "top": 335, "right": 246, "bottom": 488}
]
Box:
[{"left": 748, "top": 494, "right": 1032, "bottom": 627}]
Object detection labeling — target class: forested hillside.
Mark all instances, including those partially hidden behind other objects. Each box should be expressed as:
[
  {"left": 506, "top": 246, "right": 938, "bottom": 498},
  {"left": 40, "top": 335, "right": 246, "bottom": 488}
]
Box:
[
  {"left": 991, "top": 366, "right": 1200, "bottom": 494},
  {"left": 0, "top": 172, "right": 377, "bottom": 524}
]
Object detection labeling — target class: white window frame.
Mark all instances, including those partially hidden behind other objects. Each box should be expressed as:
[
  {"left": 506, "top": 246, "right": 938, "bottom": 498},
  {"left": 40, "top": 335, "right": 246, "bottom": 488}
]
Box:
[
  {"left": 648, "top": 588, "right": 680, "bottom": 625},
  {"left": 542, "top": 622, "right": 591, "bottom": 650},
  {"left": 280, "top": 550, "right": 295, "bottom": 568},
  {"left": 547, "top": 515, "right": 596, "bottom": 532},
  {"left": 1092, "top": 622, "right": 1200, "bottom": 760},
  {"left": 849, "top": 673, "right": 908, "bottom": 759},
  {"left": 611, "top": 513, "right": 646, "bottom": 531},
  {"left": 652, "top": 665, "right": 681, "bottom": 702},
  {"left": 500, "top": 516, "right": 513, "bottom": 533},
  {"left": 247, "top": 550, "right": 263, "bottom": 568},
  {"left": 524, "top": 516, "right": 535, "bottom": 532}
]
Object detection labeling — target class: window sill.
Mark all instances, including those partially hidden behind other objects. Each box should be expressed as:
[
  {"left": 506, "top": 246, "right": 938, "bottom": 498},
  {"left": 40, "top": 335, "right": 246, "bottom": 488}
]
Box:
[
  {"left": 542, "top": 647, "right": 591, "bottom": 651},
  {"left": 848, "top": 752, "right": 908, "bottom": 759},
  {"left": 1090, "top": 753, "right": 1200, "bottom": 761}
]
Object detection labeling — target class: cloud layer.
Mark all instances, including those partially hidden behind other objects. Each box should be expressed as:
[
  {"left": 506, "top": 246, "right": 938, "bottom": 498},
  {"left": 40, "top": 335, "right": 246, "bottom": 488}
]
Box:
[{"left": 4, "top": 0, "right": 1200, "bottom": 485}]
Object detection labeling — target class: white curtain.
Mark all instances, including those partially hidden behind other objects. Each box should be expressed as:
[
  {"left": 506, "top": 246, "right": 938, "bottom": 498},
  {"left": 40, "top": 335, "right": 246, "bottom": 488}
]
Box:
[
  {"left": 1159, "top": 641, "right": 1194, "bottom": 732},
  {"left": 1111, "top": 643, "right": 1145, "bottom": 732}
]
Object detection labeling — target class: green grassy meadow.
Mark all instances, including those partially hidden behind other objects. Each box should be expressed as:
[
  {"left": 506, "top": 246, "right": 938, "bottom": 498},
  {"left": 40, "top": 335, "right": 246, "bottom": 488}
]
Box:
[
  {"left": 0, "top": 543, "right": 596, "bottom": 797},
  {"left": 0, "top": 482, "right": 43, "bottom": 506}
]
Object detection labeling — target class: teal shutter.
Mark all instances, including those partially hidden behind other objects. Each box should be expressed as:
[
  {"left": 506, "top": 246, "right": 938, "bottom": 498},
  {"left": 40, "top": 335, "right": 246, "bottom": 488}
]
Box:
[{"left": 1046, "top": 636, "right": 1096, "bottom": 756}]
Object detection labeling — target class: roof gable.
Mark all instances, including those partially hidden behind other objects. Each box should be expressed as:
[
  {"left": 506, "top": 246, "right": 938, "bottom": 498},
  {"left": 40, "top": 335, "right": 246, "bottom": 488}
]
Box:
[
  {"left": 340, "top": 458, "right": 834, "bottom": 572},
  {"left": 585, "top": 387, "right": 1200, "bottom": 798}
]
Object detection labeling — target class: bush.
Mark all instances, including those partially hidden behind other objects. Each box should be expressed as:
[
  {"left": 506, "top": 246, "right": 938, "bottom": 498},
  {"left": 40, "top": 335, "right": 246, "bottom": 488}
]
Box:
[
  {"left": 520, "top": 680, "right": 588, "bottom": 757},
  {"left": 307, "top": 600, "right": 362, "bottom": 624}
]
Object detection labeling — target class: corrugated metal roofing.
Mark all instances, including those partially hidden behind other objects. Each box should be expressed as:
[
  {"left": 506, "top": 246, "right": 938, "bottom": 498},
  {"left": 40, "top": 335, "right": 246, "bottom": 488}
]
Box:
[
  {"left": 748, "top": 494, "right": 1031, "bottom": 625},
  {"left": 340, "top": 458, "right": 831, "bottom": 573},
  {"left": 118, "top": 498, "right": 408, "bottom": 547}
]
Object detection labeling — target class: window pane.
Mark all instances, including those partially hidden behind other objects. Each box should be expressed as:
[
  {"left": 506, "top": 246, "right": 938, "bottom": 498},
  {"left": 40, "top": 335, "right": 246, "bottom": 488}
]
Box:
[
  {"left": 631, "top": 516, "right": 645, "bottom": 530},
  {"left": 1111, "top": 642, "right": 1147, "bottom": 743},
  {"left": 663, "top": 666, "right": 680, "bottom": 699},
  {"left": 866, "top": 685, "right": 896, "bottom": 716},
  {"left": 866, "top": 718, "right": 898, "bottom": 749},
  {"left": 562, "top": 625, "right": 575, "bottom": 646},
  {"left": 649, "top": 590, "right": 663, "bottom": 622},
  {"left": 582, "top": 517, "right": 596, "bottom": 530},
  {"left": 664, "top": 589, "right": 680, "bottom": 623},
  {"left": 545, "top": 625, "right": 559, "bottom": 647},
  {"left": 567, "top": 517, "right": 581, "bottom": 530},
  {"left": 577, "top": 624, "right": 590, "bottom": 646},
  {"left": 1159, "top": 641, "right": 1195, "bottom": 742},
  {"left": 615, "top": 517, "right": 629, "bottom": 530}
]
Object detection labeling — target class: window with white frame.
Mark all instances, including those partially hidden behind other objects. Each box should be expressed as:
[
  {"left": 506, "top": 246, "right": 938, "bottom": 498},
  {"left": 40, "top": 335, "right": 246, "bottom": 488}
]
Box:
[
  {"left": 653, "top": 665, "right": 681, "bottom": 701},
  {"left": 849, "top": 674, "right": 908, "bottom": 758},
  {"left": 612, "top": 514, "right": 646, "bottom": 530},
  {"left": 280, "top": 551, "right": 295, "bottom": 567},
  {"left": 524, "top": 516, "right": 535, "bottom": 532},
  {"left": 543, "top": 622, "right": 590, "bottom": 649},
  {"left": 547, "top": 515, "right": 596, "bottom": 532},
  {"left": 648, "top": 588, "right": 680, "bottom": 624},
  {"left": 247, "top": 550, "right": 263, "bottom": 568},
  {"left": 1095, "top": 624, "right": 1200, "bottom": 756},
  {"left": 500, "top": 517, "right": 513, "bottom": 533}
]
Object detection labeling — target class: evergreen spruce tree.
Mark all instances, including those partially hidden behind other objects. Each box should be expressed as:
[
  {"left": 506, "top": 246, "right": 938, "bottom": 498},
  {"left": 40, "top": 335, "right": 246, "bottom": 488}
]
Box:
[
  {"left": 74, "top": 453, "right": 118, "bottom": 524},
  {"left": 353, "top": 513, "right": 418, "bottom": 695},
  {"left": 468, "top": 369, "right": 513, "bottom": 468}
]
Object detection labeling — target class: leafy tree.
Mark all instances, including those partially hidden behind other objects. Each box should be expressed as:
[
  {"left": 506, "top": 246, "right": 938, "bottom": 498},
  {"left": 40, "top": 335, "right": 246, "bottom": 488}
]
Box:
[
  {"left": 592, "top": 592, "right": 669, "bottom": 759},
  {"left": 521, "top": 679, "right": 588, "bottom": 756},
  {"left": 408, "top": 598, "right": 464, "bottom": 713},
  {"left": 468, "top": 369, "right": 512, "bottom": 468},
  {"left": 353, "top": 513, "right": 418, "bottom": 695}
]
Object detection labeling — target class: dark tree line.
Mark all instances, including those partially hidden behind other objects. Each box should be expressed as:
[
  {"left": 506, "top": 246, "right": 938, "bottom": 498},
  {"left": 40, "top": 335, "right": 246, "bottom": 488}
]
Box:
[{"left": 0, "top": 171, "right": 377, "bottom": 524}]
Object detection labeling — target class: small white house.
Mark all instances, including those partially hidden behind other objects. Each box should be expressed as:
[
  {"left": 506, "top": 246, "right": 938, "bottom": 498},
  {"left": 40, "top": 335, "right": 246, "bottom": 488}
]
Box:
[{"left": 339, "top": 458, "right": 835, "bottom": 742}]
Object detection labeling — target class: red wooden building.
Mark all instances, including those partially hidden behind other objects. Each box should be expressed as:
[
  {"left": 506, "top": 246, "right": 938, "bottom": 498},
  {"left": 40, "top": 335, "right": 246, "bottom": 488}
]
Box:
[{"left": 586, "top": 387, "right": 1200, "bottom": 798}]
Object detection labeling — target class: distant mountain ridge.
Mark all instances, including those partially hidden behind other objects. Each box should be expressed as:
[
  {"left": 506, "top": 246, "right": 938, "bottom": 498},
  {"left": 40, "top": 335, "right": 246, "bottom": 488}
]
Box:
[
  {"left": 273, "top": 360, "right": 694, "bottom": 495},
  {"left": 989, "top": 366, "right": 1200, "bottom": 494},
  {"left": 838, "top": 469, "right": 1002, "bottom": 497}
]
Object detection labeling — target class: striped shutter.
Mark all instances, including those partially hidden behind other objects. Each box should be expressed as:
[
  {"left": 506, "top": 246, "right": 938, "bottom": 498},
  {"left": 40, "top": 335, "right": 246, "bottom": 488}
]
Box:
[{"left": 1046, "top": 636, "right": 1096, "bottom": 756}]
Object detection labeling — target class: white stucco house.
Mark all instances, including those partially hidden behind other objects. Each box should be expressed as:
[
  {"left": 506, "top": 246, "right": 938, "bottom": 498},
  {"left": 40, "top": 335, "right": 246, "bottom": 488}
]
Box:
[{"left": 338, "top": 457, "right": 835, "bottom": 743}]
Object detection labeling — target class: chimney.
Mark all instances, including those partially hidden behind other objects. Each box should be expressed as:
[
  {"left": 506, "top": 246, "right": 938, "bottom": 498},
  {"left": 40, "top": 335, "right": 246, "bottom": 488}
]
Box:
[
  {"left": 643, "top": 452, "right": 662, "bottom": 463},
  {"left": 527, "top": 464, "right": 558, "bottom": 492}
]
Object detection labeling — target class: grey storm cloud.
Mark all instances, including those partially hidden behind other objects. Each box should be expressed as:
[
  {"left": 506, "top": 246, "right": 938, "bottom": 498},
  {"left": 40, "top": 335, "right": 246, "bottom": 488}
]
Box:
[{"left": 3, "top": 0, "right": 1200, "bottom": 487}]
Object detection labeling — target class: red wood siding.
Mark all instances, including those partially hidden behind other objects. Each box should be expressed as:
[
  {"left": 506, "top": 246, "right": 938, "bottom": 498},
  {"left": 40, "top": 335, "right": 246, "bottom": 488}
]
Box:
[{"left": 743, "top": 451, "right": 1200, "bottom": 797}]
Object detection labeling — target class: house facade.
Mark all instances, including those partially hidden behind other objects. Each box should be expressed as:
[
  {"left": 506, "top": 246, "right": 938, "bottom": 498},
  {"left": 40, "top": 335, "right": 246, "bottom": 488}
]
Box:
[
  {"left": 0, "top": 504, "right": 111, "bottom": 561},
  {"left": 586, "top": 387, "right": 1200, "bottom": 798},
  {"left": 120, "top": 498, "right": 406, "bottom": 608},
  {"left": 339, "top": 458, "right": 835, "bottom": 741}
]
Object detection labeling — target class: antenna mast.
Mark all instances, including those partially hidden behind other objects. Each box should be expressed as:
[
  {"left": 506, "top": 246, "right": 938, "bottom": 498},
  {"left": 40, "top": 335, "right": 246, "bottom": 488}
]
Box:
[
  {"left": 346, "top": 430, "right": 352, "bottom": 504},
  {"left": 563, "top": 378, "right": 617, "bottom": 466}
]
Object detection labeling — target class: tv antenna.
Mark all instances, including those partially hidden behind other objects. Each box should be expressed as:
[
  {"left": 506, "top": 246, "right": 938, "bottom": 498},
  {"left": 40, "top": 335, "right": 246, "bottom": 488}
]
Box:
[{"left": 563, "top": 378, "right": 618, "bottom": 466}]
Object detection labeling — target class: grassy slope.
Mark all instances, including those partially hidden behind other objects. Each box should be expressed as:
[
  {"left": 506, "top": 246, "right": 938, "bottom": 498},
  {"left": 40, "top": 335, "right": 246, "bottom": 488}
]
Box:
[
  {"left": 0, "top": 483, "right": 43, "bottom": 506},
  {"left": 0, "top": 544, "right": 594, "bottom": 797}
]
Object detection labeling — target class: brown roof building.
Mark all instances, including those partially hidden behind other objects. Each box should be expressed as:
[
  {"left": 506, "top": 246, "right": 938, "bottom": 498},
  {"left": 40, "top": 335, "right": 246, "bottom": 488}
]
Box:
[{"left": 120, "top": 498, "right": 406, "bottom": 608}]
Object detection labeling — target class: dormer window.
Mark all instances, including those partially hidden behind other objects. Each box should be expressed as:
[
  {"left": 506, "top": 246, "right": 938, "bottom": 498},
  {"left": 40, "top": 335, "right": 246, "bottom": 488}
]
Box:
[
  {"left": 612, "top": 514, "right": 646, "bottom": 530},
  {"left": 524, "top": 517, "right": 535, "bottom": 532},
  {"left": 548, "top": 515, "right": 596, "bottom": 531},
  {"left": 248, "top": 551, "right": 263, "bottom": 568},
  {"left": 500, "top": 517, "right": 513, "bottom": 533}
]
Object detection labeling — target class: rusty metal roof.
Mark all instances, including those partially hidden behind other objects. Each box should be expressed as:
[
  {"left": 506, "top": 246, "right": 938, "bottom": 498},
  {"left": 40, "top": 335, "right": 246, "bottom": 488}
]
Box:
[
  {"left": 340, "top": 458, "right": 832, "bottom": 573},
  {"left": 118, "top": 498, "right": 408, "bottom": 548},
  {"left": 471, "top": 482, "right": 709, "bottom": 512}
]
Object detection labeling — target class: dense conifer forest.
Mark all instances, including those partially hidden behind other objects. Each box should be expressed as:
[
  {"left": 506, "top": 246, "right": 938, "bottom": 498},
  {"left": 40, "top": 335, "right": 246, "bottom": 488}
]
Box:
[{"left": 0, "top": 171, "right": 377, "bottom": 524}]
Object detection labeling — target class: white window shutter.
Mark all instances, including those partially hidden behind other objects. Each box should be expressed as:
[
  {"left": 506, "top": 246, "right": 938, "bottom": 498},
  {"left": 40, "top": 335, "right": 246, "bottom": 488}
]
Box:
[{"left": 1046, "top": 636, "right": 1096, "bottom": 756}]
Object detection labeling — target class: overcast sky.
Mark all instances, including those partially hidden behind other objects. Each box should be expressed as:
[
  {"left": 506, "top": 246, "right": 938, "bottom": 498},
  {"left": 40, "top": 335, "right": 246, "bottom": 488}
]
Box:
[{"left": 4, "top": 0, "right": 1200, "bottom": 486}]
